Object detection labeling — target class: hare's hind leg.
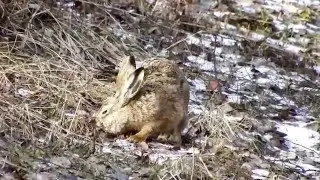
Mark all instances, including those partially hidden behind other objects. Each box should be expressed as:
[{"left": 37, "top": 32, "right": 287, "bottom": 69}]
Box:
[
  {"left": 170, "top": 115, "right": 188, "bottom": 145},
  {"left": 156, "top": 129, "right": 182, "bottom": 146},
  {"left": 157, "top": 133, "right": 170, "bottom": 142},
  {"left": 127, "top": 121, "right": 161, "bottom": 143},
  {"left": 166, "top": 127, "right": 182, "bottom": 146}
]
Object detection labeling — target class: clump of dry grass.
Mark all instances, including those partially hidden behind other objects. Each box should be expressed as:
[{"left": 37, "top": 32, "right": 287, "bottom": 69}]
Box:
[
  {"left": 0, "top": 0, "right": 130, "bottom": 145},
  {"left": 152, "top": 145, "right": 251, "bottom": 179},
  {"left": 0, "top": 0, "right": 141, "bottom": 177},
  {"left": 171, "top": 101, "right": 251, "bottom": 178}
]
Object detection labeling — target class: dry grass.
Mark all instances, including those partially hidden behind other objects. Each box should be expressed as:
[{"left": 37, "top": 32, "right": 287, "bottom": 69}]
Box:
[
  {"left": 0, "top": 0, "right": 128, "bottom": 145},
  {"left": 150, "top": 147, "right": 251, "bottom": 179},
  {"left": 0, "top": 1, "right": 133, "bottom": 178}
]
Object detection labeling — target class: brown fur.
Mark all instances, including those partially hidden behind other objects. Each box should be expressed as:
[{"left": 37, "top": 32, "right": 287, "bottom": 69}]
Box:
[{"left": 94, "top": 56, "right": 190, "bottom": 145}]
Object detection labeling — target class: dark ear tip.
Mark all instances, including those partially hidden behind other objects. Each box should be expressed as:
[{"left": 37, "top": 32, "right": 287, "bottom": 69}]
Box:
[
  {"left": 135, "top": 67, "right": 144, "bottom": 74},
  {"left": 128, "top": 55, "right": 136, "bottom": 67}
]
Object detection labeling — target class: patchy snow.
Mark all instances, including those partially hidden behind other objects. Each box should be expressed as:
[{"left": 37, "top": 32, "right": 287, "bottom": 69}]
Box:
[
  {"left": 249, "top": 32, "right": 266, "bottom": 41},
  {"left": 216, "top": 35, "right": 237, "bottom": 46},
  {"left": 256, "top": 78, "right": 272, "bottom": 85},
  {"left": 184, "top": 0, "right": 320, "bottom": 177},
  {"left": 276, "top": 123, "right": 320, "bottom": 151},
  {"left": 189, "top": 104, "right": 204, "bottom": 115},
  {"left": 213, "top": 11, "right": 230, "bottom": 18},
  {"left": 273, "top": 20, "right": 287, "bottom": 31},
  {"left": 184, "top": 7, "right": 320, "bottom": 175},
  {"left": 16, "top": 88, "right": 35, "bottom": 97},
  {"left": 187, "top": 55, "right": 215, "bottom": 71},
  {"left": 265, "top": 155, "right": 320, "bottom": 176},
  {"left": 251, "top": 169, "right": 270, "bottom": 179},
  {"left": 186, "top": 35, "right": 212, "bottom": 48},
  {"left": 314, "top": 66, "right": 320, "bottom": 74},
  {"left": 262, "top": 2, "right": 299, "bottom": 14},
  {"left": 288, "top": 37, "right": 311, "bottom": 46},
  {"left": 191, "top": 78, "right": 207, "bottom": 91},
  {"left": 224, "top": 93, "right": 243, "bottom": 104},
  {"left": 266, "top": 38, "right": 306, "bottom": 54},
  {"left": 288, "top": 23, "right": 308, "bottom": 33}
]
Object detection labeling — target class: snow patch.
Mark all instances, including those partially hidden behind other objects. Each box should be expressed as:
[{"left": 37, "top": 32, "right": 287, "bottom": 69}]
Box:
[{"left": 276, "top": 123, "right": 320, "bottom": 151}]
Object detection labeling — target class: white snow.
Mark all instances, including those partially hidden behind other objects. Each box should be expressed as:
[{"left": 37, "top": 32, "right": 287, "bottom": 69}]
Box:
[
  {"left": 17, "top": 88, "right": 34, "bottom": 97},
  {"left": 256, "top": 78, "right": 272, "bottom": 85},
  {"left": 213, "top": 11, "right": 230, "bottom": 18},
  {"left": 314, "top": 66, "right": 320, "bottom": 74},
  {"left": 192, "top": 78, "right": 207, "bottom": 90},
  {"left": 252, "top": 169, "right": 270, "bottom": 179},
  {"left": 273, "top": 20, "right": 287, "bottom": 31},
  {"left": 187, "top": 55, "right": 216, "bottom": 71},
  {"left": 276, "top": 123, "right": 320, "bottom": 151}
]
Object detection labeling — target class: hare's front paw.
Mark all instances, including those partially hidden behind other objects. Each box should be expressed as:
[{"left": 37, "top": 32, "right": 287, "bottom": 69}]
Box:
[
  {"left": 127, "top": 134, "right": 145, "bottom": 143},
  {"left": 127, "top": 134, "right": 150, "bottom": 150}
]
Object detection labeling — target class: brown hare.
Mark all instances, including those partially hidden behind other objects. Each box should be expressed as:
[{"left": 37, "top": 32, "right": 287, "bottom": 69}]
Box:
[{"left": 94, "top": 55, "right": 190, "bottom": 146}]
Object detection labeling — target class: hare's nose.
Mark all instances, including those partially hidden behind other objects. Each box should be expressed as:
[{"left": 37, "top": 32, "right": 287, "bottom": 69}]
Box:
[{"left": 91, "top": 112, "right": 97, "bottom": 118}]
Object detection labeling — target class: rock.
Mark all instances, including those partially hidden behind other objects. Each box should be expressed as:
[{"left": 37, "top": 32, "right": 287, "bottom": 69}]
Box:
[
  {"left": 296, "top": 150, "right": 307, "bottom": 159},
  {"left": 0, "top": 138, "right": 8, "bottom": 150},
  {"left": 249, "top": 154, "right": 264, "bottom": 167},
  {"left": 259, "top": 162, "right": 270, "bottom": 169},
  {"left": 30, "top": 172, "right": 57, "bottom": 180},
  {"left": 50, "top": 156, "right": 71, "bottom": 168},
  {"left": 287, "top": 173, "right": 300, "bottom": 180},
  {"left": 86, "top": 157, "right": 107, "bottom": 176},
  {"left": 314, "top": 157, "right": 320, "bottom": 164},
  {"left": 303, "top": 157, "right": 316, "bottom": 166},
  {"left": 1, "top": 173, "right": 16, "bottom": 180},
  {"left": 251, "top": 168, "right": 270, "bottom": 179},
  {"left": 241, "top": 162, "right": 252, "bottom": 171},
  {"left": 32, "top": 161, "right": 51, "bottom": 171},
  {"left": 287, "top": 151, "right": 297, "bottom": 160}
]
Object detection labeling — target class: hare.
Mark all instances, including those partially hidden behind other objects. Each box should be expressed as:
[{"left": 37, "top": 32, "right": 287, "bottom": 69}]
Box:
[{"left": 94, "top": 55, "right": 190, "bottom": 145}]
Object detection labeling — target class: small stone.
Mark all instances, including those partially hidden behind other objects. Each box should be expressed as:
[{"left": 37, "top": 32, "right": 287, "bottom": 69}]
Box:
[
  {"left": 241, "top": 163, "right": 252, "bottom": 171},
  {"left": 249, "top": 154, "right": 263, "bottom": 167},
  {"left": 303, "top": 157, "right": 316, "bottom": 166},
  {"left": 252, "top": 169, "right": 269, "bottom": 177},
  {"left": 140, "top": 141, "right": 149, "bottom": 151},
  {"left": 0, "top": 139, "right": 8, "bottom": 150},
  {"left": 32, "top": 161, "right": 51, "bottom": 171},
  {"left": 50, "top": 156, "right": 71, "bottom": 168},
  {"left": 287, "top": 151, "right": 297, "bottom": 160},
  {"left": 261, "top": 162, "right": 271, "bottom": 169},
  {"left": 112, "top": 171, "right": 129, "bottom": 180},
  {"left": 1, "top": 173, "right": 15, "bottom": 180},
  {"left": 31, "top": 172, "right": 57, "bottom": 180},
  {"left": 249, "top": 154, "right": 260, "bottom": 160},
  {"left": 314, "top": 157, "right": 320, "bottom": 164},
  {"left": 86, "top": 157, "right": 107, "bottom": 176},
  {"left": 296, "top": 150, "right": 307, "bottom": 157},
  {"left": 186, "top": 147, "right": 200, "bottom": 154}
]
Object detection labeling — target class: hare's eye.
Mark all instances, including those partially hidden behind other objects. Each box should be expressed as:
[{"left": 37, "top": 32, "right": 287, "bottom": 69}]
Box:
[{"left": 102, "top": 110, "right": 108, "bottom": 115}]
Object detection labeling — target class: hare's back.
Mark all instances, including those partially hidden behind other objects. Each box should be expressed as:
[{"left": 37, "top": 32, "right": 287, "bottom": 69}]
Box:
[
  {"left": 144, "top": 59, "right": 185, "bottom": 78},
  {"left": 141, "top": 59, "right": 189, "bottom": 113}
]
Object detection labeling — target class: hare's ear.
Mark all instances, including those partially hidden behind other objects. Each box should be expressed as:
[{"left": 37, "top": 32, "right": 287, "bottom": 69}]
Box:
[
  {"left": 120, "top": 67, "right": 145, "bottom": 106},
  {"left": 116, "top": 55, "right": 136, "bottom": 89}
]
